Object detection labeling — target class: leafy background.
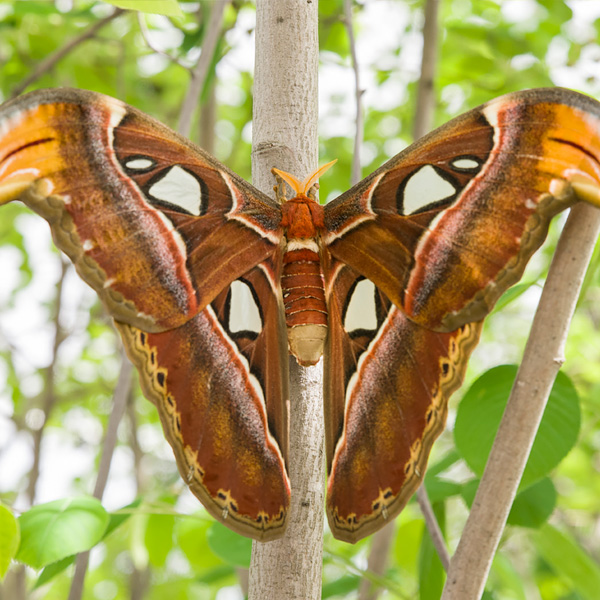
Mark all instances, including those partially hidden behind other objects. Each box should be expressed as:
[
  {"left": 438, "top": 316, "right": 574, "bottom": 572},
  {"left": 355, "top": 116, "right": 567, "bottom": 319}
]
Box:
[{"left": 1, "top": 0, "right": 600, "bottom": 599}]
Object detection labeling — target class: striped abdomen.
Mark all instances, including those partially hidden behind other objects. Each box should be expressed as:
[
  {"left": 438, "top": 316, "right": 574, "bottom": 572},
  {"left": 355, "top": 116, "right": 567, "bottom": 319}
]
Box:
[{"left": 282, "top": 243, "right": 327, "bottom": 366}]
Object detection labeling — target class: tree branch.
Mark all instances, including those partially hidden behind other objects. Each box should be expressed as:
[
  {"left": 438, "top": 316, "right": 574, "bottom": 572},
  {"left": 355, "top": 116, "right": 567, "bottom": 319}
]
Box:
[
  {"left": 177, "top": 0, "right": 229, "bottom": 137},
  {"left": 406, "top": 0, "right": 453, "bottom": 573},
  {"left": 137, "top": 12, "right": 184, "bottom": 68},
  {"left": 416, "top": 486, "right": 450, "bottom": 570},
  {"left": 441, "top": 202, "right": 600, "bottom": 599},
  {"left": 26, "top": 258, "right": 69, "bottom": 505},
  {"left": 343, "top": 0, "right": 363, "bottom": 186},
  {"left": 68, "top": 347, "right": 133, "bottom": 600},
  {"left": 249, "top": 1, "right": 322, "bottom": 597},
  {"left": 412, "top": 0, "right": 439, "bottom": 140},
  {"left": 10, "top": 8, "right": 125, "bottom": 99}
]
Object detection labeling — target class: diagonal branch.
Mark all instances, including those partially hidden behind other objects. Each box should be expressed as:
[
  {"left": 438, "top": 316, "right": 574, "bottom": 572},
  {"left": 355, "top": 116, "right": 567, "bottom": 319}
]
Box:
[
  {"left": 416, "top": 485, "right": 450, "bottom": 570},
  {"left": 177, "top": 0, "right": 229, "bottom": 137},
  {"left": 67, "top": 345, "right": 133, "bottom": 600},
  {"left": 10, "top": 8, "right": 125, "bottom": 99},
  {"left": 26, "top": 257, "right": 69, "bottom": 505},
  {"left": 441, "top": 202, "right": 600, "bottom": 599}
]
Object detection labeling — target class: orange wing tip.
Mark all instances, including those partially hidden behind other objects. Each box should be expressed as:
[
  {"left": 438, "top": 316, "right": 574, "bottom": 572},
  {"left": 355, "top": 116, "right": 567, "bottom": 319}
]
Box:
[
  {"left": 0, "top": 174, "right": 37, "bottom": 205},
  {"left": 272, "top": 159, "right": 338, "bottom": 197},
  {"left": 570, "top": 173, "right": 600, "bottom": 207}
]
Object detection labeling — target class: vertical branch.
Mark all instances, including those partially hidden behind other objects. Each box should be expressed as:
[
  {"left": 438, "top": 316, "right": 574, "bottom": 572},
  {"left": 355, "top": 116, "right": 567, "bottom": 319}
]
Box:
[
  {"left": 68, "top": 348, "right": 133, "bottom": 600},
  {"left": 343, "top": 0, "right": 363, "bottom": 186},
  {"left": 126, "top": 395, "right": 151, "bottom": 599},
  {"left": 442, "top": 203, "right": 600, "bottom": 598},
  {"left": 343, "top": 0, "right": 392, "bottom": 596},
  {"left": 412, "top": 0, "right": 439, "bottom": 140},
  {"left": 177, "top": 0, "right": 229, "bottom": 137},
  {"left": 249, "top": 1, "right": 322, "bottom": 599},
  {"left": 411, "top": 0, "right": 452, "bottom": 573},
  {"left": 199, "top": 82, "right": 217, "bottom": 156}
]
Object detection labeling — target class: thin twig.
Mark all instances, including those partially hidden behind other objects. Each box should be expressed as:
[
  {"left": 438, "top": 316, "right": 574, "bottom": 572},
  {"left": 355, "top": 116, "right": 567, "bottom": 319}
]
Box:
[
  {"left": 416, "top": 486, "right": 450, "bottom": 570},
  {"left": 344, "top": 2, "right": 397, "bottom": 597},
  {"left": 26, "top": 258, "right": 69, "bottom": 505},
  {"left": 137, "top": 12, "right": 185, "bottom": 68},
  {"left": 126, "top": 391, "right": 151, "bottom": 599},
  {"left": 408, "top": 0, "right": 451, "bottom": 572},
  {"left": 441, "top": 203, "right": 600, "bottom": 599},
  {"left": 68, "top": 347, "right": 133, "bottom": 600},
  {"left": 10, "top": 9, "right": 125, "bottom": 98},
  {"left": 343, "top": 0, "right": 363, "bottom": 186},
  {"left": 357, "top": 523, "right": 395, "bottom": 600},
  {"left": 177, "top": 0, "right": 229, "bottom": 137}
]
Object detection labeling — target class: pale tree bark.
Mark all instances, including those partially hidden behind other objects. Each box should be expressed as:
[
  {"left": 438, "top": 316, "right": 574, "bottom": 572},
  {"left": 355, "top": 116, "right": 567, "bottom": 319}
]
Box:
[
  {"left": 248, "top": 1, "right": 323, "bottom": 599},
  {"left": 441, "top": 202, "right": 600, "bottom": 599}
]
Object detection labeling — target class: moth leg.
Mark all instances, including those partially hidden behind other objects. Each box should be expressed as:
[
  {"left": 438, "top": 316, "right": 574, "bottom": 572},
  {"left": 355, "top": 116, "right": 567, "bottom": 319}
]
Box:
[
  {"left": 271, "top": 169, "right": 289, "bottom": 203},
  {"left": 307, "top": 181, "right": 320, "bottom": 201}
]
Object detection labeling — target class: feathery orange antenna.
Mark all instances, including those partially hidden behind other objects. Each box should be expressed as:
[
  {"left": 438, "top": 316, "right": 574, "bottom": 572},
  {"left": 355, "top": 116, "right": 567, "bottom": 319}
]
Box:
[{"left": 272, "top": 159, "right": 337, "bottom": 197}]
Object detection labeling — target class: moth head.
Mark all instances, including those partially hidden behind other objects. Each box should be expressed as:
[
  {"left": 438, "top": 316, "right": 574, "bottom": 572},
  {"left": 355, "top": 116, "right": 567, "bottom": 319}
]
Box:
[{"left": 272, "top": 159, "right": 337, "bottom": 199}]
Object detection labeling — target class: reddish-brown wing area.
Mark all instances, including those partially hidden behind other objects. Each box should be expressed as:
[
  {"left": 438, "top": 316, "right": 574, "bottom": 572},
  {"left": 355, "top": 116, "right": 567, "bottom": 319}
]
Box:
[
  {"left": 116, "top": 260, "right": 290, "bottom": 541},
  {"left": 324, "top": 262, "right": 481, "bottom": 543},
  {"left": 324, "top": 88, "right": 600, "bottom": 332},
  {"left": 0, "top": 89, "right": 290, "bottom": 540},
  {"left": 0, "top": 88, "right": 282, "bottom": 332}
]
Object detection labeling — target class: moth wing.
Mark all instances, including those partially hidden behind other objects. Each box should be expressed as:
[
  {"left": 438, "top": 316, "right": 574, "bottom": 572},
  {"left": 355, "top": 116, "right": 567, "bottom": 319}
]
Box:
[
  {"left": 0, "top": 88, "right": 283, "bottom": 332},
  {"left": 323, "top": 87, "right": 600, "bottom": 332}
]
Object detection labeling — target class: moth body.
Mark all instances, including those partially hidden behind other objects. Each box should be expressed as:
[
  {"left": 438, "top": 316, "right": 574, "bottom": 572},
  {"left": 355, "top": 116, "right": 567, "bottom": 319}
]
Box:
[{"left": 280, "top": 186, "right": 328, "bottom": 366}]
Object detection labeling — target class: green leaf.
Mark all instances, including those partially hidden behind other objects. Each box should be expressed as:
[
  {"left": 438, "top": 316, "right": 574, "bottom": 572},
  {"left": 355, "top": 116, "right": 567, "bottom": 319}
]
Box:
[
  {"left": 34, "top": 556, "right": 75, "bottom": 589},
  {"left": 418, "top": 505, "right": 446, "bottom": 600},
  {"left": 105, "top": 0, "right": 183, "bottom": 17},
  {"left": 105, "top": 498, "right": 142, "bottom": 539},
  {"left": 16, "top": 497, "right": 109, "bottom": 569},
  {"left": 195, "top": 564, "right": 235, "bottom": 584},
  {"left": 493, "top": 281, "right": 539, "bottom": 312},
  {"left": 424, "top": 475, "right": 462, "bottom": 504},
  {"left": 145, "top": 513, "right": 175, "bottom": 568},
  {"left": 533, "top": 524, "right": 600, "bottom": 600},
  {"left": 0, "top": 504, "right": 20, "bottom": 579},
  {"left": 490, "top": 553, "right": 527, "bottom": 600},
  {"left": 393, "top": 518, "right": 424, "bottom": 576},
  {"left": 322, "top": 574, "right": 361, "bottom": 598},
  {"left": 206, "top": 522, "right": 252, "bottom": 569},
  {"left": 507, "top": 477, "right": 556, "bottom": 528},
  {"left": 455, "top": 366, "right": 580, "bottom": 490},
  {"left": 176, "top": 515, "right": 221, "bottom": 572}
]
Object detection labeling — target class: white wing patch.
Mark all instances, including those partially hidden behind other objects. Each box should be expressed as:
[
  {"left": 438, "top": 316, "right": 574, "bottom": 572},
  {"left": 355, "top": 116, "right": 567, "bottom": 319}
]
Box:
[
  {"left": 126, "top": 157, "right": 155, "bottom": 171},
  {"left": 402, "top": 165, "right": 456, "bottom": 215},
  {"left": 229, "top": 280, "right": 262, "bottom": 334},
  {"left": 451, "top": 157, "right": 480, "bottom": 171},
  {"left": 344, "top": 279, "right": 377, "bottom": 333},
  {"left": 148, "top": 166, "right": 203, "bottom": 216}
]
